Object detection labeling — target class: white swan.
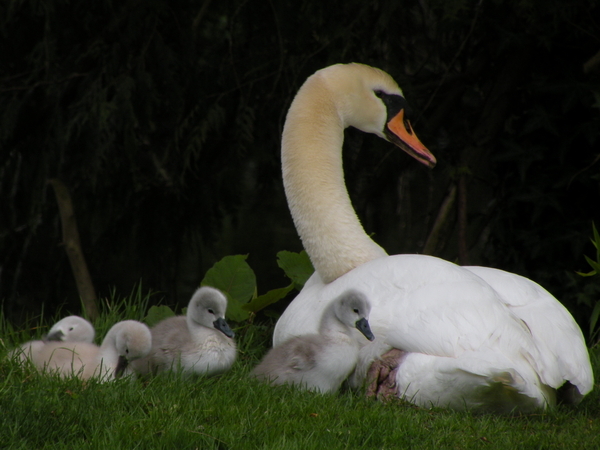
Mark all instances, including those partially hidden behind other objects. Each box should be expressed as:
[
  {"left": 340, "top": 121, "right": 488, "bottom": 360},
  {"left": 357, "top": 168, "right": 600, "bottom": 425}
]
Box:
[
  {"left": 253, "top": 289, "right": 374, "bottom": 393},
  {"left": 10, "top": 315, "right": 95, "bottom": 363},
  {"left": 33, "top": 320, "right": 151, "bottom": 381},
  {"left": 131, "top": 286, "right": 237, "bottom": 377},
  {"left": 273, "top": 63, "right": 593, "bottom": 413}
]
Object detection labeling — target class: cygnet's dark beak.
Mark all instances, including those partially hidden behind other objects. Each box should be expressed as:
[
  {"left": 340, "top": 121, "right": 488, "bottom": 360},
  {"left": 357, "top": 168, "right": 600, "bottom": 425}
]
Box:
[
  {"left": 355, "top": 318, "right": 375, "bottom": 341},
  {"left": 213, "top": 317, "right": 235, "bottom": 338},
  {"left": 43, "top": 329, "right": 65, "bottom": 342},
  {"left": 114, "top": 355, "right": 129, "bottom": 378}
]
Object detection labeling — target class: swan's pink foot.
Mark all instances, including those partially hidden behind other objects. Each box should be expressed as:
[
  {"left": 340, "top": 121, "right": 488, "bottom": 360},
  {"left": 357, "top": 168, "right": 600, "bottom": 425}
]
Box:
[{"left": 366, "top": 348, "right": 405, "bottom": 400}]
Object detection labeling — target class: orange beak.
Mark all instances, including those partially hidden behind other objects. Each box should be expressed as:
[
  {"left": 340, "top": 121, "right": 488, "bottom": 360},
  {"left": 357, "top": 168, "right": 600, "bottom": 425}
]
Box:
[{"left": 386, "top": 110, "right": 436, "bottom": 168}]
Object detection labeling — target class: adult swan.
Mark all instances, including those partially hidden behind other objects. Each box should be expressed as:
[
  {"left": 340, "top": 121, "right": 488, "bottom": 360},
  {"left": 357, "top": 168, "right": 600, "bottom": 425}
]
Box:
[{"left": 273, "top": 63, "right": 593, "bottom": 413}]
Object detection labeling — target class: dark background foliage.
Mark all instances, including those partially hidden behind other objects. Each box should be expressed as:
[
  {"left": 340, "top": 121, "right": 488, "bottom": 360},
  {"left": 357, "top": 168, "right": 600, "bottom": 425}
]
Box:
[{"left": 1, "top": 0, "right": 599, "bottom": 332}]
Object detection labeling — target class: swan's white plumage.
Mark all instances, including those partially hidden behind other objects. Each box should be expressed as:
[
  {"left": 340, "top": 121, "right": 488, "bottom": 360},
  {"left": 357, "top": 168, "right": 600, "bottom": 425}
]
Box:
[
  {"left": 273, "top": 62, "right": 593, "bottom": 412},
  {"left": 276, "top": 256, "right": 562, "bottom": 410},
  {"left": 131, "top": 286, "right": 237, "bottom": 377},
  {"left": 253, "top": 289, "right": 374, "bottom": 393},
  {"left": 9, "top": 315, "right": 95, "bottom": 364},
  {"left": 33, "top": 320, "right": 151, "bottom": 381},
  {"left": 463, "top": 266, "right": 592, "bottom": 398}
]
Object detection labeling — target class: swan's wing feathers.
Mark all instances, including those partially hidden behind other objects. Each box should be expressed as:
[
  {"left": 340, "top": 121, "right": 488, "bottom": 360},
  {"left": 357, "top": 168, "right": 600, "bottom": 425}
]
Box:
[
  {"left": 278, "top": 256, "right": 539, "bottom": 358},
  {"left": 370, "top": 273, "right": 537, "bottom": 359},
  {"left": 464, "top": 266, "right": 593, "bottom": 394}
]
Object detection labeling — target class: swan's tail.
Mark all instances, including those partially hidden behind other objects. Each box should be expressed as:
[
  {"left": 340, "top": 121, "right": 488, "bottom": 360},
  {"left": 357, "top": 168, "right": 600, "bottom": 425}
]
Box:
[
  {"left": 471, "top": 370, "right": 555, "bottom": 414},
  {"left": 389, "top": 353, "right": 555, "bottom": 414}
]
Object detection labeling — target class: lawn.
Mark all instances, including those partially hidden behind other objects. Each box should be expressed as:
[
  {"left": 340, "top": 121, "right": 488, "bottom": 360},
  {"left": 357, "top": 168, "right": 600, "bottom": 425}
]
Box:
[{"left": 1, "top": 300, "right": 599, "bottom": 450}]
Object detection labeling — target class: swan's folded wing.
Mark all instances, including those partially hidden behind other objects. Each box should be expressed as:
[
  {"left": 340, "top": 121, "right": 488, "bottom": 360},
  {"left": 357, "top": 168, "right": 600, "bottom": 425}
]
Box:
[{"left": 464, "top": 266, "right": 593, "bottom": 395}]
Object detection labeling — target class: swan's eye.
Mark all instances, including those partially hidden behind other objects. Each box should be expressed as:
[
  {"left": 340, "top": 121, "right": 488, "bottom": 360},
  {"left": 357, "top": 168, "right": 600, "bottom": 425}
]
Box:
[
  {"left": 208, "top": 309, "right": 214, "bottom": 315},
  {"left": 374, "top": 90, "right": 384, "bottom": 98},
  {"left": 353, "top": 308, "right": 359, "bottom": 314},
  {"left": 69, "top": 327, "right": 74, "bottom": 331}
]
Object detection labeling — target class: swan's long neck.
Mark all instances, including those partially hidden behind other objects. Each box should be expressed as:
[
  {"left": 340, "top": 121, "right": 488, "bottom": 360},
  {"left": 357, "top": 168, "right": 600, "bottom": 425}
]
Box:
[{"left": 282, "top": 75, "right": 387, "bottom": 284}]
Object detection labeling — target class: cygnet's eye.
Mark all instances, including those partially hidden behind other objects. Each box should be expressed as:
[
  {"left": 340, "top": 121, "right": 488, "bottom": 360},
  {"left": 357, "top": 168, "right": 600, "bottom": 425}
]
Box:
[
  {"left": 374, "top": 90, "right": 384, "bottom": 98},
  {"left": 353, "top": 308, "right": 359, "bottom": 314},
  {"left": 125, "top": 348, "right": 129, "bottom": 354},
  {"left": 208, "top": 308, "right": 215, "bottom": 315},
  {"left": 69, "top": 327, "right": 74, "bottom": 331}
]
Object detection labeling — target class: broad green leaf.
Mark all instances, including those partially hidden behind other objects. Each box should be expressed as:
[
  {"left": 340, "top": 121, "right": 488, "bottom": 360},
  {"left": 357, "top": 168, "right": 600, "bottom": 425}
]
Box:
[
  {"left": 242, "top": 283, "right": 295, "bottom": 313},
  {"left": 201, "top": 254, "right": 256, "bottom": 322},
  {"left": 144, "top": 305, "right": 175, "bottom": 327},
  {"left": 224, "top": 301, "right": 251, "bottom": 323},
  {"left": 276, "top": 250, "right": 314, "bottom": 289}
]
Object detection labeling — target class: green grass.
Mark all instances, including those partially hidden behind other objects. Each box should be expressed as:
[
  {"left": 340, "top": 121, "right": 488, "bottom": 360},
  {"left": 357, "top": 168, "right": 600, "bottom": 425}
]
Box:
[{"left": 1, "top": 298, "right": 600, "bottom": 450}]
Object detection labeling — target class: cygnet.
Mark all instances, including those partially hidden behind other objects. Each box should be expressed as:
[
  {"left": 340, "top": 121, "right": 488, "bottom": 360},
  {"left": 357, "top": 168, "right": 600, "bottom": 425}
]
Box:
[
  {"left": 9, "top": 315, "right": 95, "bottom": 363},
  {"left": 33, "top": 320, "right": 151, "bottom": 381},
  {"left": 252, "top": 289, "right": 374, "bottom": 393},
  {"left": 131, "top": 286, "right": 237, "bottom": 377}
]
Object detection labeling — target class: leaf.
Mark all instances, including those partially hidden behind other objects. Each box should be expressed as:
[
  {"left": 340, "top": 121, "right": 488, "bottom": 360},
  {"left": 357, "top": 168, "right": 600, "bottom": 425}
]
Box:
[
  {"left": 577, "top": 223, "right": 600, "bottom": 278},
  {"left": 201, "top": 254, "right": 256, "bottom": 302},
  {"left": 592, "top": 222, "right": 599, "bottom": 260},
  {"left": 576, "top": 270, "right": 597, "bottom": 278},
  {"left": 590, "top": 301, "right": 600, "bottom": 337},
  {"left": 223, "top": 302, "right": 250, "bottom": 323},
  {"left": 144, "top": 305, "right": 176, "bottom": 327},
  {"left": 242, "top": 283, "right": 295, "bottom": 313},
  {"left": 262, "top": 310, "right": 280, "bottom": 319},
  {"left": 201, "top": 254, "right": 256, "bottom": 322},
  {"left": 276, "top": 250, "right": 314, "bottom": 289},
  {"left": 584, "top": 255, "right": 600, "bottom": 274}
]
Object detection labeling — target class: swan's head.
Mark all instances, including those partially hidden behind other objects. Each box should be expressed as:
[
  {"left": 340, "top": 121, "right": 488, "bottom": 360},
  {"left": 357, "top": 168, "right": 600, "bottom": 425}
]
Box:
[
  {"left": 111, "top": 320, "right": 152, "bottom": 377},
  {"left": 317, "top": 63, "right": 436, "bottom": 168},
  {"left": 333, "top": 289, "right": 375, "bottom": 341},
  {"left": 44, "top": 315, "right": 95, "bottom": 343},
  {"left": 188, "top": 286, "right": 235, "bottom": 338}
]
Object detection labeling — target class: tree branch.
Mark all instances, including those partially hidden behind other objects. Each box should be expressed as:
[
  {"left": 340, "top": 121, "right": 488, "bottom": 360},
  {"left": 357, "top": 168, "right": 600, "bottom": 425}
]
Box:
[{"left": 48, "top": 179, "right": 99, "bottom": 321}]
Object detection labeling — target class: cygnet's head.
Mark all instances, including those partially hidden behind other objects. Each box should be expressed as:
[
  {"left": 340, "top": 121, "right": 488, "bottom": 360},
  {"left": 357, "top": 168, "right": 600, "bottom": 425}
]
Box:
[
  {"left": 333, "top": 289, "right": 375, "bottom": 341},
  {"left": 44, "top": 315, "right": 95, "bottom": 343},
  {"left": 188, "top": 286, "right": 235, "bottom": 338},
  {"left": 112, "top": 320, "right": 152, "bottom": 377}
]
